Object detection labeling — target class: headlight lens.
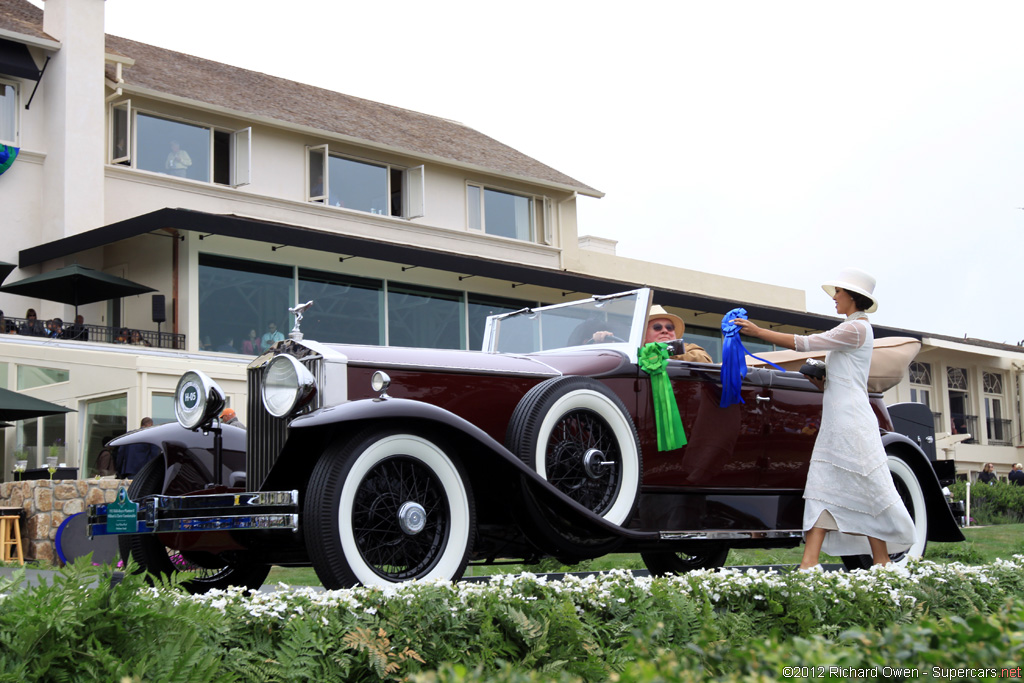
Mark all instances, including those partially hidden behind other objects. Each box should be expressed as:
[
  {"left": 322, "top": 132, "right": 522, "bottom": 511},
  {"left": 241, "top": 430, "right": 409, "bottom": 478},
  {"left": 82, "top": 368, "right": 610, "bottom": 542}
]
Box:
[
  {"left": 262, "top": 354, "right": 317, "bottom": 418},
  {"left": 175, "top": 370, "right": 226, "bottom": 430}
]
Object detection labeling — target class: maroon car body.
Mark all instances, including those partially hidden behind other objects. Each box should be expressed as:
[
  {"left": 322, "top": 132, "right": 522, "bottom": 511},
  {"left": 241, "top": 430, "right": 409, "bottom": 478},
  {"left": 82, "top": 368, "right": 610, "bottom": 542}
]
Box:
[{"left": 90, "top": 289, "right": 962, "bottom": 591}]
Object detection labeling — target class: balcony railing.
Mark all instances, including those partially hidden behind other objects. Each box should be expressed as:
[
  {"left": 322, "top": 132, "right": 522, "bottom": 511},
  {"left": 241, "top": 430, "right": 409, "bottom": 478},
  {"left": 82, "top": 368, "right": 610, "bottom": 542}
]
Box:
[
  {"left": 950, "top": 413, "right": 978, "bottom": 444},
  {"left": 0, "top": 316, "right": 185, "bottom": 350},
  {"left": 986, "top": 418, "right": 1014, "bottom": 446}
]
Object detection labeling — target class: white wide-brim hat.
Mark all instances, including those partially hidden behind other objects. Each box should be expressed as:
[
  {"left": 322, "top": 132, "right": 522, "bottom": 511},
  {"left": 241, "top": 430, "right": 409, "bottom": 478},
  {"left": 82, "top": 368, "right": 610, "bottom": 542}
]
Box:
[
  {"left": 647, "top": 305, "right": 686, "bottom": 337},
  {"left": 821, "top": 267, "right": 878, "bottom": 313}
]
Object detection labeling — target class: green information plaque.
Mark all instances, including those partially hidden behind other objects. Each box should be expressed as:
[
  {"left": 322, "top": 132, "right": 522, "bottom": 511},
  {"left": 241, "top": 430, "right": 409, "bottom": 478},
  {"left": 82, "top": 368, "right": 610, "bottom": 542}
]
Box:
[{"left": 106, "top": 486, "right": 139, "bottom": 534}]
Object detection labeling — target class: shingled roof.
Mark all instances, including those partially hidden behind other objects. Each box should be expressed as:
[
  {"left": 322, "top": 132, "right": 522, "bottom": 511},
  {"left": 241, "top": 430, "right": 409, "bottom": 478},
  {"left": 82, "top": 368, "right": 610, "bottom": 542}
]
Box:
[
  {"left": 0, "top": 0, "right": 50, "bottom": 42},
  {"left": 0, "top": 0, "right": 599, "bottom": 195}
]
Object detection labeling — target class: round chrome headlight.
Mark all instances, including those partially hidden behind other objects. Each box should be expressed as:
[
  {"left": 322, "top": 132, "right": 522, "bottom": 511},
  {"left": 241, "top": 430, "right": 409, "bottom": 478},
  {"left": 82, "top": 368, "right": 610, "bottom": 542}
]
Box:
[
  {"left": 175, "top": 370, "right": 226, "bottom": 430},
  {"left": 262, "top": 354, "right": 317, "bottom": 418}
]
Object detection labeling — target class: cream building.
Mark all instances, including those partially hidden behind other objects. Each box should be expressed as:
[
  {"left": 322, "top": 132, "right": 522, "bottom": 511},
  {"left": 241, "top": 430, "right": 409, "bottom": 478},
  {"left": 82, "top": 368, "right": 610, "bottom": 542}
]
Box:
[{"left": 0, "top": 0, "right": 1019, "bottom": 480}]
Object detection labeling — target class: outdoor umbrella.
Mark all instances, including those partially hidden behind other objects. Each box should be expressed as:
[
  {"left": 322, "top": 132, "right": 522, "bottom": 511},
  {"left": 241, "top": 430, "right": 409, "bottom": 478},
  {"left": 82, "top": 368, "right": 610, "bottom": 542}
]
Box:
[
  {"left": 0, "top": 261, "right": 15, "bottom": 285},
  {"left": 0, "top": 264, "right": 156, "bottom": 317},
  {"left": 0, "top": 387, "right": 75, "bottom": 422}
]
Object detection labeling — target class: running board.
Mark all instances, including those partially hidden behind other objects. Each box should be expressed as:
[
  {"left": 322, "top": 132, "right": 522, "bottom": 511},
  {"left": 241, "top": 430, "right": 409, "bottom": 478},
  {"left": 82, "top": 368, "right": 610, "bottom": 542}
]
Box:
[
  {"left": 87, "top": 490, "right": 300, "bottom": 538},
  {"left": 658, "top": 529, "right": 804, "bottom": 541}
]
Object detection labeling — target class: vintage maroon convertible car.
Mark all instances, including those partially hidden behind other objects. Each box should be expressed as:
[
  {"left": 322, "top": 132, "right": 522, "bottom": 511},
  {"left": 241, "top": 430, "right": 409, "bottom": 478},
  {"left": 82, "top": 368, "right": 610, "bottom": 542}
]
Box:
[{"left": 89, "top": 289, "right": 962, "bottom": 592}]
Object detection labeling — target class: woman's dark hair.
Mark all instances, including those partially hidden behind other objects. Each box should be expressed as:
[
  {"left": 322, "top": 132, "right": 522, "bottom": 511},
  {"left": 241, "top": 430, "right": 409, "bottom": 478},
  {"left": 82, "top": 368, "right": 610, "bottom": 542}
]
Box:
[{"left": 837, "top": 288, "right": 873, "bottom": 312}]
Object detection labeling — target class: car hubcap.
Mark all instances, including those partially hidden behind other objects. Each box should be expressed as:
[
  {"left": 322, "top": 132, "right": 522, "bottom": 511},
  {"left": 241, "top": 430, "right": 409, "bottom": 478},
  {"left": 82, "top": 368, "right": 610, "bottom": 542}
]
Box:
[
  {"left": 582, "top": 448, "right": 614, "bottom": 478},
  {"left": 398, "top": 501, "right": 427, "bottom": 535}
]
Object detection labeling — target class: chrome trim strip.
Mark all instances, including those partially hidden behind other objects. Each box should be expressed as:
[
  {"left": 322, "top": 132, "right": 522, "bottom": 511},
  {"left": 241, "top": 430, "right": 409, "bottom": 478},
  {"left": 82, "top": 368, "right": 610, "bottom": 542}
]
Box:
[
  {"left": 348, "top": 359, "right": 561, "bottom": 376},
  {"left": 658, "top": 530, "right": 804, "bottom": 541}
]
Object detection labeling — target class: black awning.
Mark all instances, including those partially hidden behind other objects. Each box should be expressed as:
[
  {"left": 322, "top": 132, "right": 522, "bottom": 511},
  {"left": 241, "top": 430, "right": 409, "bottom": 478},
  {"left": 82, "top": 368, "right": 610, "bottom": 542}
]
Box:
[
  {"left": 17, "top": 207, "right": 919, "bottom": 338},
  {"left": 0, "top": 38, "right": 41, "bottom": 81}
]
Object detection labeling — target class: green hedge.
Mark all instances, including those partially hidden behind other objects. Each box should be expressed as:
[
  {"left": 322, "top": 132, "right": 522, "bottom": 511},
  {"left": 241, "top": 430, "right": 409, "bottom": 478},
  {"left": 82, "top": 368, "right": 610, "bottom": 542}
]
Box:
[
  {"left": 950, "top": 479, "right": 1024, "bottom": 525},
  {"left": 2, "top": 558, "right": 1024, "bottom": 682}
]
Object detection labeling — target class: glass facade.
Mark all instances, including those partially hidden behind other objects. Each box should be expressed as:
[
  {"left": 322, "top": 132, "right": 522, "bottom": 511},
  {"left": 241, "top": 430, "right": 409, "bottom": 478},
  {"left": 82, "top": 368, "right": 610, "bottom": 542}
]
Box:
[
  {"left": 387, "top": 284, "right": 464, "bottom": 350},
  {"left": 198, "top": 254, "right": 294, "bottom": 355},
  {"left": 152, "top": 394, "right": 176, "bottom": 426},
  {"left": 297, "top": 269, "right": 383, "bottom": 345}
]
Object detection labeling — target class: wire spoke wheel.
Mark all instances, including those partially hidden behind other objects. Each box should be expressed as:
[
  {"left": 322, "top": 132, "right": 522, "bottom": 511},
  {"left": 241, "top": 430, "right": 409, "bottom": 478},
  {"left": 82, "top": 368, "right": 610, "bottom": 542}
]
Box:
[
  {"left": 545, "top": 408, "right": 622, "bottom": 515},
  {"left": 351, "top": 456, "right": 449, "bottom": 580}
]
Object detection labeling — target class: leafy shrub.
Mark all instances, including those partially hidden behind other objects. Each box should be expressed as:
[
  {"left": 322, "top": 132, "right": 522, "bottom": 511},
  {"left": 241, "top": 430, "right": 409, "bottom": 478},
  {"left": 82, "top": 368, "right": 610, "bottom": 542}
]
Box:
[
  {"left": 949, "top": 479, "right": 1024, "bottom": 524},
  {"left": 5, "top": 557, "right": 1024, "bottom": 681}
]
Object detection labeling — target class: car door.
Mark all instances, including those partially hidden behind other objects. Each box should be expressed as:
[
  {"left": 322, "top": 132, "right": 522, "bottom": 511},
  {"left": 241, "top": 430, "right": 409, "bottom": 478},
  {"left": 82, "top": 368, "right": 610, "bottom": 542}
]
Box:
[{"left": 638, "top": 361, "right": 772, "bottom": 489}]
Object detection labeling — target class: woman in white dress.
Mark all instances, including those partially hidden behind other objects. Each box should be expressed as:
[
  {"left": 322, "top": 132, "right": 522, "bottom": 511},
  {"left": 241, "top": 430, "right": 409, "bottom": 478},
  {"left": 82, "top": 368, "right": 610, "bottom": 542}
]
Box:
[{"left": 732, "top": 268, "right": 916, "bottom": 570}]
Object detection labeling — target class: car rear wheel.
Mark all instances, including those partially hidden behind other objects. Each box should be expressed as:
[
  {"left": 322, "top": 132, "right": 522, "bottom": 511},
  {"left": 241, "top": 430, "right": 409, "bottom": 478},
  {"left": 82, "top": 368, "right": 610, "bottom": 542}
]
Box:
[
  {"left": 304, "top": 428, "right": 475, "bottom": 588},
  {"left": 506, "top": 376, "right": 641, "bottom": 525},
  {"left": 641, "top": 547, "right": 730, "bottom": 575},
  {"left": 119, "top": 457, "right": 270, "bottom": 594},
  {"left": 841, "top": 454, "right": 928, "bottom": 571}
]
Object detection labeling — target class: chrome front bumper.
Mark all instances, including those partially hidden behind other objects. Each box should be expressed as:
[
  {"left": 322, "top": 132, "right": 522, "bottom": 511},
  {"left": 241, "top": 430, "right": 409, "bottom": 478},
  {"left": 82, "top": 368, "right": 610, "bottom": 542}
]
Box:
[{"left": 87, "top": 490, "right": 300, "bottom": 537}]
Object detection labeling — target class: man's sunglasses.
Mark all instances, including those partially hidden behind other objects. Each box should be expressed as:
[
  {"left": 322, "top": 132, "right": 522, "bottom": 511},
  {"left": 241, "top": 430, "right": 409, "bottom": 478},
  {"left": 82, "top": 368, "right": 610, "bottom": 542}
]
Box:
[{"left": 650, "top": 323, "right": 674, "bottom": 332}]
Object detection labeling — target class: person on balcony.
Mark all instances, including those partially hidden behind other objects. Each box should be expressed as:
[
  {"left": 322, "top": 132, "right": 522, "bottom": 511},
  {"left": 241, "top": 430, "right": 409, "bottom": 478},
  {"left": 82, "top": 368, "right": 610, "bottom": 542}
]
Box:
[{"left": 19, "top": 309, "right": 45, "bottom": 336}]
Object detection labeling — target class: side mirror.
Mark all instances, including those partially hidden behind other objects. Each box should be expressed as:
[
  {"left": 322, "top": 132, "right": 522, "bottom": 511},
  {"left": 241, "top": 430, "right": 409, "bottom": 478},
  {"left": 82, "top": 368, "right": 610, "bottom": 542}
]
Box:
[{"left": 175, "top": 370, "right": 226, "bottom": 431}]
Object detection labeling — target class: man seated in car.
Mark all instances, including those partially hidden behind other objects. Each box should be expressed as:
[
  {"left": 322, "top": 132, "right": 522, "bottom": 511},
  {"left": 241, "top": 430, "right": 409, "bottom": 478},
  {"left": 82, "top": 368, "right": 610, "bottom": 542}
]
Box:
[{"left": 585, "top": 304, "right": 712, "bottom": 363}]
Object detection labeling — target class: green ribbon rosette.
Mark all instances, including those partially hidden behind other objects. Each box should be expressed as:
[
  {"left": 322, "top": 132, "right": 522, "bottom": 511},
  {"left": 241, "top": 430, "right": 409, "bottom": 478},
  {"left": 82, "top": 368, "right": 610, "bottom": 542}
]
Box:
[{"left": 638, "top": 342, "right": 687, "bottom": 451}]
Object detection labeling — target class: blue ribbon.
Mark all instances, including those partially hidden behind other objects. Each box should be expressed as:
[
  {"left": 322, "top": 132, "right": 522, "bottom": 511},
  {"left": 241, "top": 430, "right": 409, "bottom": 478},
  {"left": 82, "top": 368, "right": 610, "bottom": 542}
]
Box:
[{"left": 720, "top": 308, "right": 786, "bottom": 408}]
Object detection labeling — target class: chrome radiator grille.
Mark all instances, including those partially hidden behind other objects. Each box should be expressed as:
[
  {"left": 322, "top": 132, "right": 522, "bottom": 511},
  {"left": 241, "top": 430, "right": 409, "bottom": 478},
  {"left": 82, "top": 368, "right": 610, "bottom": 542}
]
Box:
[{"left": 247, "top": 352, "right": 324, "bottom": 490}]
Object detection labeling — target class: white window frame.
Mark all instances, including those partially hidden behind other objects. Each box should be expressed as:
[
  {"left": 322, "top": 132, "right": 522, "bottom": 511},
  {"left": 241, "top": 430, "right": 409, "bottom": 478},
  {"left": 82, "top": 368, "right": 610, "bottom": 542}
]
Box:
[
  {"left": 0, "top": 77, "right": 20, "bottom": 146},
  {"left": 306, "top": 144, "right": 328, "bottom": 203},
  {"left": 466, "top": 182, "right": 542, "bottom": 243},
  {"left": 110, "top": 99, "right": 131, "bottom": 164},
  {"left": 307, "top": 145, "right": 421, "bottom": 219},
  {"left": 406, "top": 164, "right": 425, "bottom": 219},
  {"left": 230, "top": 127, "right": 252, "bottom": 187},
  {"left": 113, "top": 106, "right": 250, "bottom": 186}
]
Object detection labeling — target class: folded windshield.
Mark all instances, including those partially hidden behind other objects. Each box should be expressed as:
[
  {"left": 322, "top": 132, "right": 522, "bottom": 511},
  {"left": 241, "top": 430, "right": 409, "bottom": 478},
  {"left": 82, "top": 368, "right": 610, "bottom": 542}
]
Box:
[{"left": 483, "top": 289, "right": 651, "bottom": 355}]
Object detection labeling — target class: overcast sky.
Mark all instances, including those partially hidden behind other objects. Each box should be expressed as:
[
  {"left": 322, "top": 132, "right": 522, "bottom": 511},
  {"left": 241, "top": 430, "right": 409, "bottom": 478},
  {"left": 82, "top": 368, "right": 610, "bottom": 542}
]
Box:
[{"left": 36, "top": 0, "right": 1023, "bottom": 344}]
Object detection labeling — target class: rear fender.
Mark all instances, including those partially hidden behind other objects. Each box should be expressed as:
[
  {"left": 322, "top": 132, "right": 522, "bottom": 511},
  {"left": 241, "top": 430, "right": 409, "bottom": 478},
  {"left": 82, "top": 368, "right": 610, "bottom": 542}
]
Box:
[
  {"left": 277, "top": 398, "right": 658, "bottom": 544},
  {"left": 881, "top": 432, "right": 965, "bottom": 543}
]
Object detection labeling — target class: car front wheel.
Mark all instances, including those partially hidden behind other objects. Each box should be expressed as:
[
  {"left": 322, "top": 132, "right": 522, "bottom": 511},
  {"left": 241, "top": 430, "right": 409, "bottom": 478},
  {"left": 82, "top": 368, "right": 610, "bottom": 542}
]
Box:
[
  {"left": 841, "top": 454, "right": 928, "bottom": 570},
  {"left": 304, "top": 428, "right": 475, "bottom": 588},
  {"left": 120, "top": 457, "right": 270, "bottom": 594}
]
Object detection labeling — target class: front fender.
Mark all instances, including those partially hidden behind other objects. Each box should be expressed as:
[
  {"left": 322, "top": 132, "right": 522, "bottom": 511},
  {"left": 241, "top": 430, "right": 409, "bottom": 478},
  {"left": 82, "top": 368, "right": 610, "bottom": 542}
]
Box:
[
  {"left": 288, "top": 398, "right": 658, "bottom": 543},
  {"left": 881, "top": 431, "right": 965, "bottom": 543}
]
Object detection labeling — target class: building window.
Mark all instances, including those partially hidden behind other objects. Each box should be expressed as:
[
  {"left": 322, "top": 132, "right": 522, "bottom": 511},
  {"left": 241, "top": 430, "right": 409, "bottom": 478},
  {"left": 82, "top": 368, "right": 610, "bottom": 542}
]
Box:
[
  {"left": 947, "top": 366, "right": 975, "bottom": 442},
  {"left": 152, "top": 394, "right": 176, "bottom": 426},
  {"left": 16, "top": 365, "right": 69, "bottom": 390},
  {"left": 909, "top": 360, "right": 932, "bottom": 408},
  {"left": 111, "top": 104, "right": 250, "bottom": 186},
  {"left": 198, "top": 254, "right": 295, "bottom": 354},
  {"left": 306, "top": 145, "right": 423, "bottom": 218},
  {"left": 467, "top": 184, "right": 537, "bottom": 241},
  {"left": 0, "top": 79, "right": 16, "bottom": 145},
  {"left": 298, "top": 269, "right": 383, "bottom": 345},
  {"left": 82, "top": 395, "right": 127, "bottom": 478},
  {"left": 983, "top": 371, "right": 1011, "bottom": 446}
]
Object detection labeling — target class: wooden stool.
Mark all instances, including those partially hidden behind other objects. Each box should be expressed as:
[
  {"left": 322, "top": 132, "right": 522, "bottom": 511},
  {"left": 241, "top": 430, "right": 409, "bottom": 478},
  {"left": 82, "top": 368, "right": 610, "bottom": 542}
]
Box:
[{"left": 0, "top": 516, "right": 24, "bottom": 565}]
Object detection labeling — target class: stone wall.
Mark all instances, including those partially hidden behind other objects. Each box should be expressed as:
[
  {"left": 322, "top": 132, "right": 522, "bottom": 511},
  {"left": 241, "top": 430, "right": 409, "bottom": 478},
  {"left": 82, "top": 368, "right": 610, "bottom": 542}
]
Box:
[{"left": 0, "top": 479, "right": 130, "bottom": 565}]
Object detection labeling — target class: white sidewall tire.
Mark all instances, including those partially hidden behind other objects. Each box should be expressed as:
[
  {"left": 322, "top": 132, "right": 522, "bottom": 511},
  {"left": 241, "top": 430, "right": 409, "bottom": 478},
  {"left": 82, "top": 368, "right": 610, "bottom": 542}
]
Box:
[
  {"left": 888, "top": 455, "right": 928, "bottom": 559},
  {"left": 533, "top": 388, "right": 640, "bottom": 526},
  {"left": 337, "top": 434, "right": 471, "bottom": 587}
]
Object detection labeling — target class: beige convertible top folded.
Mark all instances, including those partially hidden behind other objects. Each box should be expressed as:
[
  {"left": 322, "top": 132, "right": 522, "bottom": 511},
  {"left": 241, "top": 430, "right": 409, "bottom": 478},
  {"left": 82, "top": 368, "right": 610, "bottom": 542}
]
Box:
[{"left": 745, "top": 337, "right": 921, "bottom": 393}]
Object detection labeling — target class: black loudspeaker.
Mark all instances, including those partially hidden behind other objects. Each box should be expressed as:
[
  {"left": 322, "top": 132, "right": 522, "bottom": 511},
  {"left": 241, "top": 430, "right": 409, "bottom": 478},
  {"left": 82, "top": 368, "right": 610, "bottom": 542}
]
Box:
[{"left": 152, "top": 295, "right": 166, "bottom": 323}]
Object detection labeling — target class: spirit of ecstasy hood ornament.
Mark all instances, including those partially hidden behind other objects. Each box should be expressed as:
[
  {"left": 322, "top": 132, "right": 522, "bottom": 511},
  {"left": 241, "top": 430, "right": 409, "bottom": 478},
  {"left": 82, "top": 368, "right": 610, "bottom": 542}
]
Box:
[{"left": 288, "top": 301, "right": 313, "bottom": 340}]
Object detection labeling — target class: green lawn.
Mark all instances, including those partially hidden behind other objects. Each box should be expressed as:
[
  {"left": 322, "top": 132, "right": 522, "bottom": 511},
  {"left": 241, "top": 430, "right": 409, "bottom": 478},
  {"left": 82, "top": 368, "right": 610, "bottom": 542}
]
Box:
[{"left": 266, "top": 523, "right": 1020, "bottom": 587}]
